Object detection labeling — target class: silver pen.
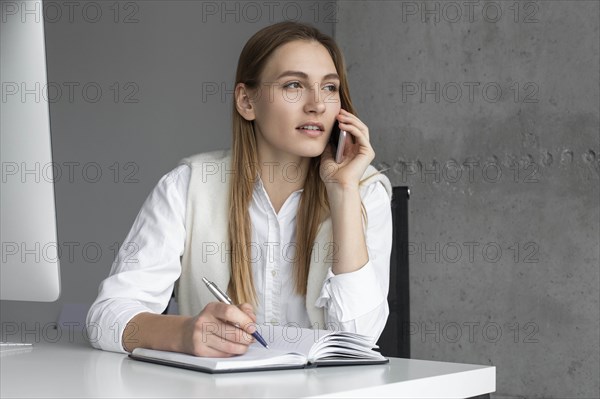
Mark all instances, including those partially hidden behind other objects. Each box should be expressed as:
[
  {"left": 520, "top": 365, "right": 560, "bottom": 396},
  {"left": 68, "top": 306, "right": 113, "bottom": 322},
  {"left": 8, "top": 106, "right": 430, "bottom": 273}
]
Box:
[{"left": 202, "top": 277, "right": 269, "bottom": 349}]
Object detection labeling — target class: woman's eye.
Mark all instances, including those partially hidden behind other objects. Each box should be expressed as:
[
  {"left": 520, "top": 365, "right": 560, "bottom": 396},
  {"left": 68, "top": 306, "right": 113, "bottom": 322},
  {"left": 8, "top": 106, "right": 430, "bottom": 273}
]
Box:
[
  {"left": 283, "top": 82, "right": 339, "bottom": 91},
  {"left": 284, "top": 82, "right": 301, "bottom": 89}
]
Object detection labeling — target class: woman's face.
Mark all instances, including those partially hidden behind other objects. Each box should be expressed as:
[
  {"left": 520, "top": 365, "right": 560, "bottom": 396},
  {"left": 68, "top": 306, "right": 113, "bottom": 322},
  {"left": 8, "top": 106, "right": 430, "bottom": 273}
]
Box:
[{"left": 247, "top": 40, "right": 342, "bottom": 163}]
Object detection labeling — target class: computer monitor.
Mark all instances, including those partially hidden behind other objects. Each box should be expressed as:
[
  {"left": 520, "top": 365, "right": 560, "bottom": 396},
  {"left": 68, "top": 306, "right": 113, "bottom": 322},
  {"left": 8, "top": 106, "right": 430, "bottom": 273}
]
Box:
[{"left": 1, "top": 0, "right": 61, "bottom": 302}]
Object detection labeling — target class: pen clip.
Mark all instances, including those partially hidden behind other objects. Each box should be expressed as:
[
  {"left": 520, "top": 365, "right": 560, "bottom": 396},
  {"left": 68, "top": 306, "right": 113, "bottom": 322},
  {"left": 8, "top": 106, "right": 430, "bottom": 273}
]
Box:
[
  {"left": 222, "top": 290, "right": 233, "bottom": 304},
  {"left": 202, "top": 277, "right": 233, "bottom": 305}
]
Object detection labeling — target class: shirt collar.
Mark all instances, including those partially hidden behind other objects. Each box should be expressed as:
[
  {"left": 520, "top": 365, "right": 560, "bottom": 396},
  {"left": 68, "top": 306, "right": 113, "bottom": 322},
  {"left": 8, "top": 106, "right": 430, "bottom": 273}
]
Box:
[{"left": 254, "top": 176, "right": 304, "bottom": 218}]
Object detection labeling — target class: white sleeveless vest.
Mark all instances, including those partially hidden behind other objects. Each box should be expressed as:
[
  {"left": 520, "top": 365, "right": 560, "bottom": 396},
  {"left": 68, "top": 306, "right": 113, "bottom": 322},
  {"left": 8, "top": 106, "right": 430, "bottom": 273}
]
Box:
[{"left": 175, "top": 149, "right": 392, "bottom": 328}]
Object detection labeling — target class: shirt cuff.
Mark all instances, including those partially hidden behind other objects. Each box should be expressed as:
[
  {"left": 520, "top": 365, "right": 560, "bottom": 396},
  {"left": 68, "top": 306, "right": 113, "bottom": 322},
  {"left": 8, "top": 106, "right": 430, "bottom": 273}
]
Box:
[
  {"left": 314, "top": 260, "right": 386, "bottom": 323},
  {"left": 86, "top": 300, "right": 150, "bottom": 354}
]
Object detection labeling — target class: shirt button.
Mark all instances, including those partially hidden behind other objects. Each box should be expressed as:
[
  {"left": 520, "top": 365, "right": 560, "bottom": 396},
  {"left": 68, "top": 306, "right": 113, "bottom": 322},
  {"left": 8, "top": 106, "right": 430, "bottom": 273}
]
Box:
[
  {"left": 271, "top": 319, "right": 277, "bottom": 324},
  {"left": 271, "top": 270, "right": 276, "bottom": 277}
]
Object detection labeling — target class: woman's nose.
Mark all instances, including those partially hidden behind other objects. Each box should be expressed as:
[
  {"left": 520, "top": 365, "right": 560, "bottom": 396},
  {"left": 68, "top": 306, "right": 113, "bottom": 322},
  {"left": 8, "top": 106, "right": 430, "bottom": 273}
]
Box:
[{"left": 303, "top": 84, "right": 327, "bottom": 113}]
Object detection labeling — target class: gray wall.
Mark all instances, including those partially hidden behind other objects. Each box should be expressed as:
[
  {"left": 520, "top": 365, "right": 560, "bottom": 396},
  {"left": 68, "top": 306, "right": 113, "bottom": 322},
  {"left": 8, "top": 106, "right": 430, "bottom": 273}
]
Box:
[
  {"left": 335, "top": 1, "right": 599, "bottom": 398},
  {"left": 1, "top": 1, "right": 598, "bottom": 398}
]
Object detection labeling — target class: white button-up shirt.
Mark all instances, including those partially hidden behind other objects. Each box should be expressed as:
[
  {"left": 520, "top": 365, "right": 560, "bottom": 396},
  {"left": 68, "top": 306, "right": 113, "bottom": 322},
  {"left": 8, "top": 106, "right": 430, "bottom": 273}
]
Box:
[{"left": 87, "top": 163, "right": 392, "bottom": 353}]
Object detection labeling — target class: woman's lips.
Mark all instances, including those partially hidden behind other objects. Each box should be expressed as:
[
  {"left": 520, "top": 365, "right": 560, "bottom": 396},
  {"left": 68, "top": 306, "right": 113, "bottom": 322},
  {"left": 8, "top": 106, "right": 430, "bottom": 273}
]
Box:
[{"left": 297, "top": 128, "right": 324, "bottom": 137}]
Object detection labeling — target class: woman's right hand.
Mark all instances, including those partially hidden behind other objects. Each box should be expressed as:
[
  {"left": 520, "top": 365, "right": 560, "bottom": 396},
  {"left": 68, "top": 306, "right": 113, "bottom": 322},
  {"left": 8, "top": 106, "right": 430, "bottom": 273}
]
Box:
[{"left": 181, "top": 302, "right": 257, "bottom": 357}]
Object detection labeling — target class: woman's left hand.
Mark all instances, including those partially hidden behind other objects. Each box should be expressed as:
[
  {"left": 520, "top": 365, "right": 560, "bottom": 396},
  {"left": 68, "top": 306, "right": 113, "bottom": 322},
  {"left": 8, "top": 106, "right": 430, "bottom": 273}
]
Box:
[{"left": 320, "top": 109, "right": 375, "bottom": 189}]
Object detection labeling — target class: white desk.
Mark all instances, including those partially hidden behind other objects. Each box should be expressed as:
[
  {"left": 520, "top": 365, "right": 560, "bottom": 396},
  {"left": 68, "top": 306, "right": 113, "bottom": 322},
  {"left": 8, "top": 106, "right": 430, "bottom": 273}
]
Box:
[{"left": 1, "top": 340, "right": 495, "bottom": 398}]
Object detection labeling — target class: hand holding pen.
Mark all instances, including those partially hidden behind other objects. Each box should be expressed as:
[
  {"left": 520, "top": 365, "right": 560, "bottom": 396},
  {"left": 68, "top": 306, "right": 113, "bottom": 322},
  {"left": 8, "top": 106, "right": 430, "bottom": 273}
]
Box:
[
  {"left": 202, "top": 277, "right": 269, "bottom": 349},
  {"left": 180, "top": 279, "right": 265, "bottom": 357}
]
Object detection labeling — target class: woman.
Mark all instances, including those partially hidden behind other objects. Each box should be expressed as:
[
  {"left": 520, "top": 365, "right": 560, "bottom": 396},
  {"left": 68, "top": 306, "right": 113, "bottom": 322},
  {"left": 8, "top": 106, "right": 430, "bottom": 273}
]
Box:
[{"left": 87, "top": 20, "right": 393, "bottom": 357}]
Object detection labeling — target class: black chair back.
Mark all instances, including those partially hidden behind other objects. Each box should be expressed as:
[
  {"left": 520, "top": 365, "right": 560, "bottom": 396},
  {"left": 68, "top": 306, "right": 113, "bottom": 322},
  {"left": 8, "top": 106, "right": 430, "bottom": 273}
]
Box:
[{"left": 376, "top": 186, "right": 410, "bottom": 358}]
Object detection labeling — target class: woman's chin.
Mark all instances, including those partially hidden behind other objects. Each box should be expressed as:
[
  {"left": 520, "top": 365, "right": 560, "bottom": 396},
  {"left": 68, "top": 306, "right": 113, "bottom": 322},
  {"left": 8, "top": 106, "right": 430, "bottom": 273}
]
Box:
[{"left": 303, "top": 148, "right": 327, "bottom": 159}]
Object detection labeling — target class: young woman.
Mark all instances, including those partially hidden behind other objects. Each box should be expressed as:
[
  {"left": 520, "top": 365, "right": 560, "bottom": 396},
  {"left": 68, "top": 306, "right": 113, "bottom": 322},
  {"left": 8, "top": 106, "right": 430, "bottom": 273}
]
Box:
[{"left": 87, "top": 21, "right": 393, "bottom": 357}]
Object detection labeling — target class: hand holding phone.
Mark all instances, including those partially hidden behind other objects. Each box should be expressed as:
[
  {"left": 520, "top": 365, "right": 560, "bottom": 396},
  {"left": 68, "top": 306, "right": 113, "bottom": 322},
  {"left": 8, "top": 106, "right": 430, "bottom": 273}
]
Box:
[{"left": 329, "top": 120, "right": 347, "bottom": 164}]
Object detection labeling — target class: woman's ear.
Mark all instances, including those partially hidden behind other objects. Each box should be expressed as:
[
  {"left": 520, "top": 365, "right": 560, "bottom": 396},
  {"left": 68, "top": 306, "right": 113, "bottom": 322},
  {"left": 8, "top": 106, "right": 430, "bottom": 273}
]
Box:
[{"left": 235, "top": 83, "right": 256, "bottom": 121}]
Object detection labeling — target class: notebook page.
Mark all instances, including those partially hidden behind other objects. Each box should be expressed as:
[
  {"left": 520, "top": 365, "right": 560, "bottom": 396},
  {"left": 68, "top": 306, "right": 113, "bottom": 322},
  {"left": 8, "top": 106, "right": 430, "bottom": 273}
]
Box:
[
  {"left": 209, "top": 345, "right": 306, "bottom": 370},
  {"left": 308, "top": 332, "right": 385, "bottom": 361},
  {"left": 263, "top": 325, "right": 333, "bottom": 357}
]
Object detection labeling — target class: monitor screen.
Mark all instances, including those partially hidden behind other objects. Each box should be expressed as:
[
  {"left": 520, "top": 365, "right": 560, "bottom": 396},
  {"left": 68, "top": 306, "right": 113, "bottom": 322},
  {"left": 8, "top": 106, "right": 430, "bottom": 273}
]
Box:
[{"left": 1, "top": 0, "right": 61, "bottom": 301}]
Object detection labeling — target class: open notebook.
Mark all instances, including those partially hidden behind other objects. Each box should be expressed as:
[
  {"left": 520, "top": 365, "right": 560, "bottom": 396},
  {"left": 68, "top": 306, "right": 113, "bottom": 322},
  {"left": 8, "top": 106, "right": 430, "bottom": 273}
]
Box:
[{"left": 129, "top": 325, "right": 388, "bottom": 373}]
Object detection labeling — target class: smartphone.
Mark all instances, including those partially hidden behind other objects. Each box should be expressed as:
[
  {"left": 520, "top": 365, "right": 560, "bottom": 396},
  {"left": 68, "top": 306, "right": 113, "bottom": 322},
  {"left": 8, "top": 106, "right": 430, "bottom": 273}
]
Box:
[{"left": 329, "top": 121, "right": 347, "bottom": 163}]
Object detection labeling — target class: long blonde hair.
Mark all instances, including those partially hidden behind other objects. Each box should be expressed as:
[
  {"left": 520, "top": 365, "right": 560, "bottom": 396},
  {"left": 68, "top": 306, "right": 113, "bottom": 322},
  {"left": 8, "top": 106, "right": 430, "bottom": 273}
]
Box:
[{"left": 228, "top": 21, "right": 381, "bottom": 305}]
